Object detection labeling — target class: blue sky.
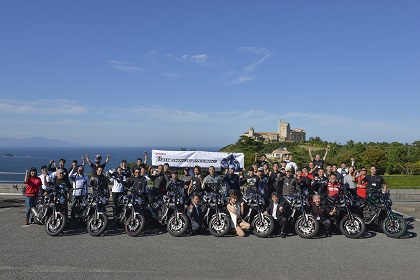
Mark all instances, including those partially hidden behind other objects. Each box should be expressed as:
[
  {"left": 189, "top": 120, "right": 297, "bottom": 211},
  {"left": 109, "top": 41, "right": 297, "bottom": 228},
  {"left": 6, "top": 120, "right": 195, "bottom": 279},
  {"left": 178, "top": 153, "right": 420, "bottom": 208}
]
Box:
[{"left": 0, "top": 0, "right": 419, "bottom": 148}]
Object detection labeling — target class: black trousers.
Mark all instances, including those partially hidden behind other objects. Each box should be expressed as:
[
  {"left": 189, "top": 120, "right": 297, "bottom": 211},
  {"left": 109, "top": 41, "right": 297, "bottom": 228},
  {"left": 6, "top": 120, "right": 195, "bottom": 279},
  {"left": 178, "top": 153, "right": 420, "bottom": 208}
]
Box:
[
  {"left": 112, "top": 192, "right": 124, "bottom": 220},
  {"left": 274, "top": 216, "right": 288, "bottom": 234}
]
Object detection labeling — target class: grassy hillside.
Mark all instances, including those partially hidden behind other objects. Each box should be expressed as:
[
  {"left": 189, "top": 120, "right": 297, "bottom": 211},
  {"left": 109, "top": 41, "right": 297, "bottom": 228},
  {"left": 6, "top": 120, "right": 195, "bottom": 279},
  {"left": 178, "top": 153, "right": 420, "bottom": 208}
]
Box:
[{"left": 384, "top": 175, "right": 420, "bottom": 189}]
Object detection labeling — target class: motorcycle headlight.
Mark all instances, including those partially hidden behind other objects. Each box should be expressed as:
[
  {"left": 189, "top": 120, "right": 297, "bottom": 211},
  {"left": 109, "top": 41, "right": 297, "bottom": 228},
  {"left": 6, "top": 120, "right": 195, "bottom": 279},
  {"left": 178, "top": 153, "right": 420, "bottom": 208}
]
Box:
[
  {"left": 242, "top": 195, "right": 251, "bottom": 204},
  {"left": 101, "top": 196, "right": 108, "bottom": 205},
  {"left": 122, "top": 195, "right": 131, "bottom": 205},
  {"left": 203, "top": 194, "right": 211, "bottom": 203},
  {"left": 136, "top": 197, "right": 143, "bottom": 205}
]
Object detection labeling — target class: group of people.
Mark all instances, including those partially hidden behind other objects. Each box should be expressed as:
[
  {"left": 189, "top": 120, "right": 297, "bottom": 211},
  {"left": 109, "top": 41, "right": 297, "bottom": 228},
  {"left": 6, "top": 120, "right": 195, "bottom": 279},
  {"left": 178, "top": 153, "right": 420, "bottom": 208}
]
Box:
[{"left": 23, "top": 148, "right": 387, "bottom": 238}]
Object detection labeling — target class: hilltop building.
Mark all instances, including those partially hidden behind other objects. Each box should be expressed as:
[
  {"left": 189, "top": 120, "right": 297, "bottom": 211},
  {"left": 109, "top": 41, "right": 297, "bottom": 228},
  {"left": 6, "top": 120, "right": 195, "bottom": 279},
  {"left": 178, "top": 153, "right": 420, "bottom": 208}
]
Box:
[
  {"left": 244, "top": 120, "right": 306, "bottom": 143},
  {"left": 266, "top": 147, "right": 291, "bottom": 161}
]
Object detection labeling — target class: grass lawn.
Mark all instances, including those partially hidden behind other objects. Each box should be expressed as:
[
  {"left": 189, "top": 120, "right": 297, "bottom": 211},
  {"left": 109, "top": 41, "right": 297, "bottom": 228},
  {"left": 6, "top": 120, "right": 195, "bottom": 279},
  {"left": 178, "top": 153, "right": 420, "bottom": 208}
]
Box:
[{"left": 383, "top": 175, "right": 420, "bottom": 189}]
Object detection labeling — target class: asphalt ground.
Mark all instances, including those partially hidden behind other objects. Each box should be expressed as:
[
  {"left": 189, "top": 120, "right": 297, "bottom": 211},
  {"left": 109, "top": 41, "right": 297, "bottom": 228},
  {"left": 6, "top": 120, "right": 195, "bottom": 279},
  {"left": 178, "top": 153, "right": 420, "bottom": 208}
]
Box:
[{"left": 0, "top": 198, "right": 419, "bottom": 280}]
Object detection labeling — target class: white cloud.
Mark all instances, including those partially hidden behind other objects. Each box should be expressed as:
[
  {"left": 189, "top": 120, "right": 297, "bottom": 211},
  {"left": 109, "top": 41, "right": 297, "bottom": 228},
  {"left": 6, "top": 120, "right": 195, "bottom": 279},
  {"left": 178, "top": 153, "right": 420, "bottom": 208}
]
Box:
[
  {"left": 233, "top": 47, "right": 273, "bottom": 84},
  {"left": 0, "top": 98, "right": 87, "bottom": 115},
  {"left": 107, "top": 60, "right": 145, "bottom": 72},
  {"left": 166, "top": 53, "right": 209, "bottom": 65},
  {"left": 161, "top": 72, "right": 179, "bottom": 79}
]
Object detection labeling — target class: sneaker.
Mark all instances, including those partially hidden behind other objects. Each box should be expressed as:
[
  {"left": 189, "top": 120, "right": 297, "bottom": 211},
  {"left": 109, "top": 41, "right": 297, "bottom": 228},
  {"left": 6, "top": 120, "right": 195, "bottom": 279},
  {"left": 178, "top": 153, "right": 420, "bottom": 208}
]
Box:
[{"left": 280, "top": 232, "right": 286, "bottom": 238}]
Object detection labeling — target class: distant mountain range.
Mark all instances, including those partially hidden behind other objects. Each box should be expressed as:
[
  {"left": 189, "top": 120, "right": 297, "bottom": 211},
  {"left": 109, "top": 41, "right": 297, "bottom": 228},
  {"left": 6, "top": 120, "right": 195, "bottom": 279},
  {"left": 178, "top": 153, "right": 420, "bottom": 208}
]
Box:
[{"left": 0, "top": 137, "right": 80, "bottom": 147}]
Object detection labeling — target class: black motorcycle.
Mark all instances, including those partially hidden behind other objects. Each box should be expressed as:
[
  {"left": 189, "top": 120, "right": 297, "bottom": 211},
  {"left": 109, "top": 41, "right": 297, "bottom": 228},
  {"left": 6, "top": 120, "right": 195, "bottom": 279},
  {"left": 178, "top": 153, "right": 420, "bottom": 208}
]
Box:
[
  {"left": 38, "top": 186, "right": 68, "bottom": 236},
  {"left": 242, "top": 189, "right": 275, "bottom": 238},
  {"left": 284, "top": 188, "right": 319, "bottom": 239},
  {"left": 325, "top": 188, "right": 366, "bottom": 239},
  {"left": 360, "top": 190, "right": 407, "bottom": 238},
  {"left": 150, "top": 182, "right": 190, "bottom": 237},
  {"left": 201, "top": 183, "right": 231, "bottom": 237},
  {"left": 116, "top": 187, "right": 146, "bottom": 237},
  {"left": 84, "top": 189, "right": 109, "bottom": 237}
]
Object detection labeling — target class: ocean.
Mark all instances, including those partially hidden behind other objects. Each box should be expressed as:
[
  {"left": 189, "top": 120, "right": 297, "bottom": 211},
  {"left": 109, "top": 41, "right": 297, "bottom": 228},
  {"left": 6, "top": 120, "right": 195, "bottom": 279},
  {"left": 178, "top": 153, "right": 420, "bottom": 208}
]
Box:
[{"left": 0, "top": 146, "right": 220, "bottom": 184}]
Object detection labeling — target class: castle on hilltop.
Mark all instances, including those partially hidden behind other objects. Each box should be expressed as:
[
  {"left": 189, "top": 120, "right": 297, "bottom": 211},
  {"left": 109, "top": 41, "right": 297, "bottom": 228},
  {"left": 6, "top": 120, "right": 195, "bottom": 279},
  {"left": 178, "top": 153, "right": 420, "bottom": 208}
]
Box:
[{"left": 243, "top": 120, "right": 306, "bottom": 143}]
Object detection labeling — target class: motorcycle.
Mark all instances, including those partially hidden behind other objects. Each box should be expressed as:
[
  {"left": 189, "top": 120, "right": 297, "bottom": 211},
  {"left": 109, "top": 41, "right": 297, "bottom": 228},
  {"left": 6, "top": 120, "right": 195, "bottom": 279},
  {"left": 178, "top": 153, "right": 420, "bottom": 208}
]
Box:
[
  {"left": 242, "top": 188, "right": 275, "bottom": 238},
  {"left": 201, "top": 183, "right": 231, "bottom": 237},
  {"left": 150, "top": 181, "right": 190, "bottom": 237},
  {"left": 325, "top": 188, "right": 366, "bottom": 238},
  {"left": 84, "top": 189, "right": 109, "bottom": 236},
  {"left": 31, "top": 195, "right": 49, "bottom": 225},
  {"left": 360, "top": 190, "right": 407, "bottom": 238},
  {"left": 116, "top": 187, "right": 146, "bottom": 237},
  {"left": 284, "top": 188, "right": 319, "bottom": 239},
  {"left": 31, "top": 186, "right": 68, "bottom": 236}
]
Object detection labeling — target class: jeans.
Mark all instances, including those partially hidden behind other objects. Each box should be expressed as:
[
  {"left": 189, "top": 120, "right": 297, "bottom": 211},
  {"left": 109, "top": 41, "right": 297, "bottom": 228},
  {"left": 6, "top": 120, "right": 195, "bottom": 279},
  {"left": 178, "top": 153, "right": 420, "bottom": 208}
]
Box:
[
  {"left": 322, "top": 219, "right": 332, "bottom": 232},
  {"left": 25, "top": 196, "right": 37, "bottom": 220}
]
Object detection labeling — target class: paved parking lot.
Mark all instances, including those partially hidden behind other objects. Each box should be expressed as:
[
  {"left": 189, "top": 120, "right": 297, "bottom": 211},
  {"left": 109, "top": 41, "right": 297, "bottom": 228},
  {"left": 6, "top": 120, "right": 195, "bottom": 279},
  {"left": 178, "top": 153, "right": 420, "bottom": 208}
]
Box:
[{"left": 0, "top": 198, "right": 419, "bottom": 280}]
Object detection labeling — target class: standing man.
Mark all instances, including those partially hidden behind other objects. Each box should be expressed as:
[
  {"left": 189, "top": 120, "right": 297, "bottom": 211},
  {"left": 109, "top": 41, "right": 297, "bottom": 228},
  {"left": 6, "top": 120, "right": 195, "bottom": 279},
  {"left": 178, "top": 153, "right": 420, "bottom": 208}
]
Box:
[
  {"left": 223, "top": 165, "right": 240, "bottom": 197},
  {"left": 309, "top": 147, "right": 329, "bottom": 175},
  {"left": 285, "top": 155, "right": 298, "bottom": 175},
  {"left": 269, "top": 162, "right": 281, "bottom": 196},
  {"left": 39, "top": 165, "right": 53, "bottom": 193},
  {"left": 148, "top": 164, "right": 167, "bottom": 203},
  {"left": 132, "top": 151, "right": 148, "bottom": 174},
  {"left": 240, "top": 167, "right": 260, "bottom": 196},
  {"left": 255, "top": 153, "right": 268, "bottom": 168},
  {"left": 202, "top": 166, "right": 222, "bottom": 193},
  {"left": 86, "top": 154, "right": 111, "bottom": 175},
  {"left": 365, "top": 165, "right": 387, "bottom": 196},
  {"left": 69, "top": 165, "right": 89, "bottom": 220},
  {"left": 48, "top": 159, "right": 69, "bottom": 179},
  {"left": 120, "top": 160, "right": 132, "bottom": 180}
]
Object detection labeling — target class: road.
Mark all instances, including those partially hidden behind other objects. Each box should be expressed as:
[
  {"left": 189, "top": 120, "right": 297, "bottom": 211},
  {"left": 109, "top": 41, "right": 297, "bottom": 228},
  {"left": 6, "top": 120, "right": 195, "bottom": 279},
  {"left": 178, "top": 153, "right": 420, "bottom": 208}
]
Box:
[{"left": 0, "top": 200, "right": 419, "bottom": 280}]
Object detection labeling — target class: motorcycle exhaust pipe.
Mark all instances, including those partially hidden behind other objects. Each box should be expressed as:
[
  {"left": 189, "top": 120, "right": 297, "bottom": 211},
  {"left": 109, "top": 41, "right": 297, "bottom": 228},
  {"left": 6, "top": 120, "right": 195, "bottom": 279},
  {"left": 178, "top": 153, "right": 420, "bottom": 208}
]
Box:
[{"left": 30, "top": 207, "right": 39, "bottom": 218}]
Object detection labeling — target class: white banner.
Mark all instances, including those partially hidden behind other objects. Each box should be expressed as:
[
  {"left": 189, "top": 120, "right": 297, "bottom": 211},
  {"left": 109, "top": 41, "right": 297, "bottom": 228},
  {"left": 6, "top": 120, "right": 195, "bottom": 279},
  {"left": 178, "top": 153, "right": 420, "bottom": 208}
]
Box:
[{"left": 151, "top": 150, "right": 244, "bottom": 171}]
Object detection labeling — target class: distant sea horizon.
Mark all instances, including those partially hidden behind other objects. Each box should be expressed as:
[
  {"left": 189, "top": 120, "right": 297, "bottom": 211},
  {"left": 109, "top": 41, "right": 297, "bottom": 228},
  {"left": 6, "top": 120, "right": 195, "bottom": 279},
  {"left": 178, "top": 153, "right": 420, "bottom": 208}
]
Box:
[{"left": 0, "top": 146, "right": 221, "bottom": 184}]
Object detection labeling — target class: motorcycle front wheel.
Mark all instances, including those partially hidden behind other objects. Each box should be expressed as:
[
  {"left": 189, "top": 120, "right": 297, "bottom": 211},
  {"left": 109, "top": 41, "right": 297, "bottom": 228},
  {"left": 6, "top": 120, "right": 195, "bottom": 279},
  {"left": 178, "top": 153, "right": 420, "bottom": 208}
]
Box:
[
  {"left": 252, "top": 215, "right": 275, "bottom": 238},
  {"left": 339, "top": 216, "right": 366, "bottom": 239},
  {"left": 87, "top": 212, "right": 108, "bottom": 237},
  {"left": 382, "top": 214, "right": 407, "bottom": 238},
  {"left": 167, "top": 213, "right": 190, "bottom": 237},
  {"left": 125, "top": 214, "right": 146, "bottom": 237},
  {"left": 295, "top": 215, "right": 319, "bottom": 239},
  {"left": 208, "top": 213, "right": 231, "bottom": 237},
  {"left": 45, "top": 212, "right": 67, "bottom": 236}
]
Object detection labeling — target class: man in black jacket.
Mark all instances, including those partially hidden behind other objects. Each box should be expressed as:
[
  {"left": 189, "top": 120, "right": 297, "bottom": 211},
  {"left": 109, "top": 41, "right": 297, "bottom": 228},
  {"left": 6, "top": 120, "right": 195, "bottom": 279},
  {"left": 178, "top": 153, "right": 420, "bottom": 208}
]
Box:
[
  {"left": 311, "top": 194, "right": 335, "bottom": 237},
  {"left": 264, "top": 192, "right": 287, "bottom": 238},
  {"left": 187, "top": 194, "right": 204, "bottom": 234},
  {"left": 148, "top": 164, "right": 167, "bottom": 203}
]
